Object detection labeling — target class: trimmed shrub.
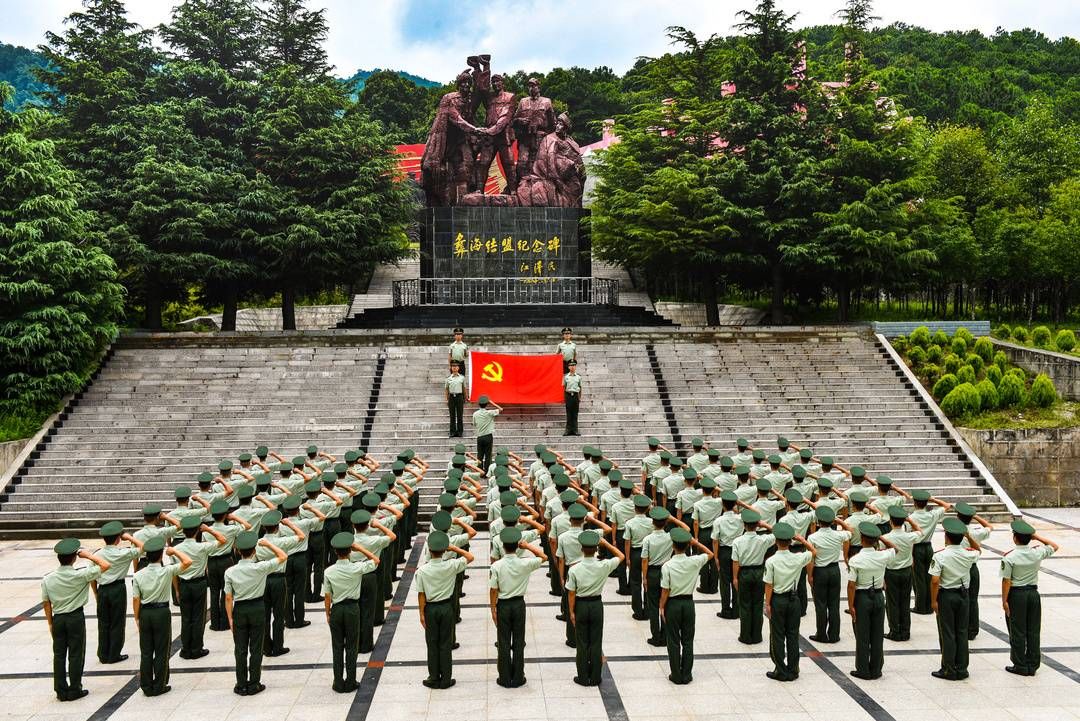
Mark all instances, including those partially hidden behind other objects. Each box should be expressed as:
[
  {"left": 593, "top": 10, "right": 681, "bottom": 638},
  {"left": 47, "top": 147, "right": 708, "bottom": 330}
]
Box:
[
  {"left": 906, "top": 346, "right": 926, "bottom": 366},
  {"left": 956, "top": 365, "right": 977, "bottom": 386},
  {"left": 973, "top": 337, "right": 994, "bottom": 364},
  {"left": 941, "top": 383, "right": 981, "bottom": 419},
  {"left": 998, "top": 373, "right": 1025, "bottom": 407},
  {"left": 1012, "top": 326, "right": 1029, "bottom": 343},
  {"left": 986, "top": 364, "right": 1003, "bottom": 386},
  {"left": 1032, "top": 325, "right": 1052, "bottom": 348},
  {"left": 910, "top": 326, "right": 931, "bottom": 348},
  {"left": 932, "top": 330, "right": 949, "bottom": 346},
  {"left": 993, "top": 350, "right": 1008, "bottom": 371},
  {"left": 954, "top": 327, "right": 975, "bottom": 346},
  {"left": 932, "top": 373, "right": 959, "bottom": 400},
  {"left": 922, "top": 363, "right": 942, "bottom": 385},
  {"left": 926, "top": 345, "right": 944, "bottom": 364},
  {"left": 975, "top": 380, "right": 999, "bottom": 410},
  {"left": 950, "top": 337, "right": 967, "bottom": 356},
  {"left": 1007, "top": 367, "right": 1026, "bottom": 382},
  {"left": 1029, "top": 374, "right": 1057, "bottom": 408},
  {"left": 892, "top": 335, "right": 909, "bottom": 354},
  {"left": 943, "top": 354, "right": 962, "bottom": 375},
  {"left": 1056, "top": 330, "right": 1077, "bottom": 353},
  {"left": 965, "top": 353, "right": 985, "bottom": 375},
  {"left": 994, "top": 324, "right": 1011, "bottom": 340}
]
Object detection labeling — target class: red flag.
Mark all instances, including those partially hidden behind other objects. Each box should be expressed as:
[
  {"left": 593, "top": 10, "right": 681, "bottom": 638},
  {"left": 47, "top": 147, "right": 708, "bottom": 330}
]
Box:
[{"left": 468, "top": 351, "right": 564, "bottom": 404}]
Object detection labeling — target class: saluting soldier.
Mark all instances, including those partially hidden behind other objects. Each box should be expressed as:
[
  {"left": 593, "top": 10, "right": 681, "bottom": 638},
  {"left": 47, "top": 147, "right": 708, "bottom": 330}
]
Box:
[
  {"left": 472, "top": 395, "right": 502, "bottom": 473},
  {"left": 445, "top": 360, "right": 467, "bottom": 438},
  {"left": 42, "top": 539, "right": 111, "bottom": 702},
  {"left": 778, "top": 489, "right": 814, "bottom": 614},
  {"left": 131, "top": 538, "right": 191, "bottom": 696},
  {"left": 174, "top": 515, "right": 227, "bottom": 659},
  {"left": 489, "top": 527, "right": 548, "bottom": 688},
  {"left": 417, "top": 530, "right": 475, "bottom": 689},
  {"left": 659, "top": 527, "right": 715, "bottom": 684},
  {"left": 763, "top": 523, "right": 816, "bottom": 681},
  {"left": 687, "top": 438, "right": 709, "bottom": 473},
  {"left": 448, "top": 327, "right": 469, "bottom": 377},
  {"left": 350, "top": 508, "right": 397, "bottom": 653},
  {"left": 847, "top": 523, "right": 896, "bottom": 680},
  {"left": 323, "top": 532, "right": 381, "bottom": 693},
  {"left": 562, "top": 360, "right": 582, "bottom": 436},
  {"left": 567, "top": 530, "right": 624, "bottom": 686},
  {"left": 909, "top": 489, "right": 950, "bottom": 614},
  {"left": 224, "top": 531, "right": 288, "bottom": 696},
  {"left": 607, "top": 478, "right": 637, "bottom": 595},
  {"left": 954, "top": 502, "right": 992, "bottom": 640},
  {"left": 557, "top": 327, "right": 577, "bottom": 373},
  {"left": 642, "top": 506, "right": 673, "bottom": 645},
  {"left": 281, "top": 495, "right": 324, "bottom": 629},
  {"left": 93, "top": 521, "right": 144, "bottom": 664},
  {"left": 882, "top": 506, "right": 922, "bottom": 641},
  {"left": 732, "top": 509, "right": 775, "bottom": 645},
  {"left": 624, "top": 494, "right": 654, "bottom": 620},
  {"left": 1001, "top": 519, "right": 1059, "bottom": 676},
  {"left": 133, "top": 504, "right": 175, "bottom": 570},
  {"left": 731, "top": 438, "right": 753, "bottom": 469},
  {"left": 930, "top": 517, "right": 983, "bottom": 681},
  {"left": 206, "top": 500, "right": 252, "bottom": 632},
  {"left": 640, "top": 437, "right": 665, "bottom": 497},
  {"left": 711, "top": 491, "right": 745, "bottom": 619},
  {"left": 690, "top": 477, "right": 722, "bottom": 594},
  {"left": 807, "top": 506, "right": 853, "bottom": 643},
  {"left": 258, "top": 510, "right": 306, "bottom": 657}
]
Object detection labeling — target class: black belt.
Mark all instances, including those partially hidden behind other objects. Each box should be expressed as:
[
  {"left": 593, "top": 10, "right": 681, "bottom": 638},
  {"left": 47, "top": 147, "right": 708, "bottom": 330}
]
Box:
[
  {"left": 234, "top": 598, "right": 264, "bottom": 607},
  {"left": 1011, "top": 585, "right": 1038, "bottom": 590},
  {"left": 773, "top": 589, "right": 798, "bottom": 597},
  {"left": 497, "top": 596, "right": 525, "bottom": 604},
  {"left": 98, "top": 578, "right": 125, "bottom": 588},
  {"left": 52, "top": 608, "right": 85, "bottom": 618},
  {"left": 179, "top": 576, "right": 205, "bottom": 584},
  {"left": 740, "top": 564, "right": 763, "bottom": 570},
  {"left": 269, "top": 571, "right": 285, "bottom": 577},
  {"left": 856, "top": 587, "right": 884, "bottom": 593},
  {"left": 940, "top": 586, "right": 969, "bottom": 593},
  {"left": 425, "top": 598, "right": 453, "bottom": 606},
  {"left": 816, "top": 562, "right": 838, "bottom": 568},
  {"left": 566, "top": 392, "right": 579, "bottom": 396},
  {"left": 670, "top": 594, "right": 693, "bottom": 600},
  {"left": 141, "top": 602, "right": 168, "bottom": 609},
  {"left": 915, "top": 541, "right": 932, "bottom": 546},
  {"left": 575, "top": 595, "right": 601, "bottom": 601}
]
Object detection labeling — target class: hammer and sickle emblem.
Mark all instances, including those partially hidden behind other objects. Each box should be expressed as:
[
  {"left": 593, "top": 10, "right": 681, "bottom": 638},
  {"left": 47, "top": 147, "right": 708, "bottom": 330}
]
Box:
[{"left": 481, "top": 361, "right": 504, "bottom": 383}]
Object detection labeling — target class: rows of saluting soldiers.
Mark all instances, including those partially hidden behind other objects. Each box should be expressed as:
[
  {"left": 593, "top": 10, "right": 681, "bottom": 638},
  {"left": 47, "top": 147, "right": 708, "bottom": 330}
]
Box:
[{"left": 41, "top": 436, "right": 1060, "bottom": 701}]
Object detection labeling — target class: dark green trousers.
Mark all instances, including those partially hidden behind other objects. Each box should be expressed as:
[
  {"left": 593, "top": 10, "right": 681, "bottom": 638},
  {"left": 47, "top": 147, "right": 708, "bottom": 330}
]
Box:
[
  {"left": 613, "top": 531, "right": 627, "bottom": 589},
  {"left": 330, "top": 601, "right": 360, "bottom": 691},
  {"left": 574, "top": 597, "right": 604, "bottom": 684},
  {"left": 967, "top": 565, "right": 981, "bottom": 640},
  {"left": 96, "top": 580, "right": 126, "bottom": 662},
  {"left": 561, "top": 587, "right": 575, "bottom": 646},
  {"left": 263, "top": 574, "right": 287, "bottom": 654},
  {"left": 358, "top": 573, "right": 378, "bottom": 653},
  {"left": 717, "top": 546, "right": 735, "bottom": 616},
  {"left": 138, "top": 604, "right": 171, "bottom": 695},
  {"left": 697, "top": 528, "right": 718, "bottom": 593},
  {"left": 738, "top": 566, "right": 765, "bottom": 644},
  {"left": 937, "top": 587, "right": 970, "bottom": 676},
  {"left": 885, "top": 567, "right": 912, "bottom": 638},
  {"left": 496, "top": 596, "right": 526, "bottom": 685},
  {"left": 664, "top": 596, "right": 695, "bottom": 683},
  {"left": 423, "top": 599, "right": 455, "bottom": 686},
  {"left": 854, "top": 588, "right": 885, "bottom": 677},
  {"left": 629, "top": 548, "right": 644, "bottom": 617},
  {"left": 811, "top": 563, "right": 841, "bottom": 642},
  {"left": 374, "top": 547, "right": 390, "bottom": 623},
  {"left": 306, "top": 532, "right": 326, "bottom": 602},
  {"left": 912, "top": 542, "right": 933, "bottom": 613},
  {"left": 769, "top": 591, "right": 801, "bottom": 680},
  {"left": 1006, "top": 586, "right": 1041, "bottom": 673},
  {"left": 208, "top": 554, "right": 233, "bottom": 631},
  {"left": 448, "top": 393, "right": 464, "bottom": 435},
  {"left": 285, "top": 552, "right": 306, "bottom": 626},
  {"left": 564, "top": 392, "right": 579, "bottom": 434},
  {"left": 232, "top": 599, "right": 265, "bottom": 691},
  {"left": 646, "top": 565, "right": 664, "bottom": 641},
  {"left": 548, "top": 542, "right": 563, "bottom": 595},
  {"left": 51, "top": 608, "right": 86, "bottom": 700},
  {"left": 477, "top": 433, "right": 493, "bottom": 475},
  {"left": 178, "top": 577, "right": 207, "bottom": 655},
  {"left": 323, "top": 519, "right": 340, "bottom": 568}
]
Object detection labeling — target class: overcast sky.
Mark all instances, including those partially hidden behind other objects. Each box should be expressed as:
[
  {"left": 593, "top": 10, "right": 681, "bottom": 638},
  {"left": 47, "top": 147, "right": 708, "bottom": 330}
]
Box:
[{"left": 4, "top": 0, "right": 1077, "bottom": 82}]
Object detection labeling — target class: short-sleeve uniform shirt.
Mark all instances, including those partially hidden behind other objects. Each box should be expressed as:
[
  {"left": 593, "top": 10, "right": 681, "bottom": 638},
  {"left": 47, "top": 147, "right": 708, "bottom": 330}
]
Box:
[
  {"left": 42, "top": 563, "right": 103, "bottom": 615},
  {"left": 660, "top": 553, "right": 711, "bottom": 595},
  {"left": 489, "top": 554, "right": 543, "bottom": 599},
  {"left": 1000, "top": 544, "right": 1054, "bottom": 586},
  {"left": 132, "top": 563, "right": 184, "bottom": 604},
  {"left": 764, "top": 550, "right": 812, "bottom": 593},
  {"left": 415, "top": 557, "right": 468, "bottom": 603},
  {"left": 473, "top": 408, "right": 499, "bottom": 437}
]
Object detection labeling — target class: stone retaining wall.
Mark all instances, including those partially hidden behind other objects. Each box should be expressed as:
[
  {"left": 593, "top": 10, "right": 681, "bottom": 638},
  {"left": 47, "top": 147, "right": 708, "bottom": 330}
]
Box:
[
  {"left": 0, "top": 439, "right": 31, "bottom": 479},
  {"left": 958, "top": 426, "right": 1080, "bottom": 507},
  {"left": 992, "top": 339, "right": 1080, "bottom": 401},
  {"left": 652, "top": 302, "right": 765, "bottom": 327}
]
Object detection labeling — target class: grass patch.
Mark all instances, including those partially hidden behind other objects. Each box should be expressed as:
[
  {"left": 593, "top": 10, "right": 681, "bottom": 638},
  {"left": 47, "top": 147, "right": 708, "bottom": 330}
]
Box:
[
  {"left": 957, "top": 402, "right": 1080, "bottom": 430},
  {"left": 0, "top": 408, "right": 52, "bottom": 443}
]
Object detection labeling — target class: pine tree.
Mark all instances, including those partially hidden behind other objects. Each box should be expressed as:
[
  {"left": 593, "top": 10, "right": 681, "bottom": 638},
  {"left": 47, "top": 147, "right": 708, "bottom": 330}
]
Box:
[
  {"left": 259, "top": 0, "right": 331, "bottom": 79},
  {"left": 159, "top": 0, "right": 262, "bottom": 78}
]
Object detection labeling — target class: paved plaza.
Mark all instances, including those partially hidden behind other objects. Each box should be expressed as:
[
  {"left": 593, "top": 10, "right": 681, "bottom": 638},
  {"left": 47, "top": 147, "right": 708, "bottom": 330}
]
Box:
[{"left": 3, "top": 508, "right": 1080, "bottom": 721}]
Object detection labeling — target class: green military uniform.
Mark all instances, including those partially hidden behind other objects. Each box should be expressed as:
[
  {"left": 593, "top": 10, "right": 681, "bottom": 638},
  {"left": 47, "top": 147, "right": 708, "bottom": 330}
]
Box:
[
  {"left": 806, "top": 507, "right": 850, "bottom": 642},
  {"left": 351, "top": 510, "right": 393, "bottom": 652},
  {"left": 416, "top": 531, "right": 468, "bottom": 689},
  {"left": 445, "top": 371, "right": 466, "bottom": 437},
  {"left": 556, "top": 512, "right": 587, "bottom": 647},
  {"left": 624, "top": 497, "right": 654, "bottom": 619},
  {"left": 225, "top": 531, "right": 285, "bottom": 695},
  {"left": 258, "top": 512, "right": 304, "bottom": 655},
  {"left": 732, "top": 512, "right": 775, "bottom": 644},
  {"left": 764, "top": 524, "right": 812, "bottom": 681},
  {"left": 557, "top": 335, "right": 577, "bottom": 373},
  {"left": 641, "top": 508, "right": 673, "bottom": 644},
  {"left": 661, "top": 528, "right": 711, "bottom": 684},
  {"left": 1000, "top": 520, "right": 1054, "bottom": 676},
  {"left": 175, "top": 515, "right": 219, "bottom": 658},
  {"left": 473, "top": 401, "right": 499, "bottom": 471},
  {"left": 490, "top": 528, "right": 544, "bottom": 687},
  {"left": 930, "top": 518, "right": 981, "bottom": 680},
  {"left": 909, "top": 492, "right": 946, "bottom": 614},
  {"left": 323, "top": 533, "right": 377, "bottom": 692},
  {"left": 563, "top": 366, "right": 581, "bottom": 435},
  {"left": 780, "top": 491, "right": 814, "bottom": 615},
  {"left": 567, "top": 531, "right": 620, "bottom": 686},
  {"left": 849, "top": 524, "right": 893, "bottom": 679},
  {"left": 711, "top": 499, "right": 744, "bottom": 618},
  {"left": 883, "top": 507, "right": 921, "bottom": 641},
  {"left": 449, "top": 336, "right": 468, "bottom": 377},
  {"left": 131, "top": 537, "right": 181, "bottom": 696},
  {"left": 132, "top": 505, "right": 171, "bottom": 571},
  {"left": 607, "top": 480, "right": 636, "bottom": 593},
  {"left": 281, "top": 497, "right": 318, "bottom": 627},
  {"left": 640, "top": 440, "right": 663, "bottom": 497},
  {"left": 691, "top": 479, "right": 722, "bottom": 593},
  {"left": 547, "top": 491, "right": 577, "bottom": 597},
  {"left": 957, "top": 506, "right": 991, "bottom": 641},
  {"left": 42, "top": 539, "right": 101, "bottom": 701},
  {"left": 94, "top": 522, "right": 141, "bottom": 663},
  {"left": 206, "top": 503, "right": 244, "bottom": 631}
]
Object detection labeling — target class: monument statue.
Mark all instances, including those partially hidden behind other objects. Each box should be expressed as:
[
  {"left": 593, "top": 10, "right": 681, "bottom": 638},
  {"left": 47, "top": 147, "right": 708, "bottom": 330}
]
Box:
[
  {"left": 512, "top": 77, "right": 556, "bottom": 182},
  {"left": 421, "top": 70, "right": 481, "bottom": 207},
  {"left": 472, "top": 73, "right": 517, "bottom": 194},
  {"left": 515, "top": 112, "right": 585, "bottom": 207}
]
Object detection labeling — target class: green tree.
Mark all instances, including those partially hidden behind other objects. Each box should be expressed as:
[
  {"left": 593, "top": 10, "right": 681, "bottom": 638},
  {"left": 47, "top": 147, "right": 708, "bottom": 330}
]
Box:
[
  {"left": 258, "top": 0, "right": 331, "bottom": 79},
  {"left": 357, "top": 69, "right": 431, "bottom": 143},
  {"left": 0, "top": 85, "right": 123, "bottom": 419},
  {"left": 158, "top": 0, "right": 262, "bottom": 78}
]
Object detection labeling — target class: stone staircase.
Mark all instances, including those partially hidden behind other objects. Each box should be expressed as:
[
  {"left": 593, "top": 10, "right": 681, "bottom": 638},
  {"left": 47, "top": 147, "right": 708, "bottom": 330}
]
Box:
[{"left": 0, "top": 328, "right": 1011, "bottom": 537}]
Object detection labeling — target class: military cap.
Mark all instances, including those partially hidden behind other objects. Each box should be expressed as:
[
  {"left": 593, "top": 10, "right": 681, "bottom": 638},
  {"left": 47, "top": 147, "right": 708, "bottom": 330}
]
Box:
[
  {"left": 784, "top": 489, "right": 803, "bottom": 504},
  {"left": 820, "top": 456, "right": 833, "bottom": 467},
  {"left": 792, "top": 465, "right": 807, "bottom": 480},
  {"left": 401, "top": 449, "right": 416, "bottom": 460},
  {"left": 817, "top": 477, "right": 834, "bottom": 490},
  {"left": 256, "top": 446, "right": 269, "bottom": 457},
  {"left": 478, "top": 395, "right": 490, "bottom": 405},
  {"left": 500, "top": 506, "right": 521, "bottom": 523},
  {"left": 453, "top": 326, "right": 464, "bottom": 333},
  {"left": 682, "top": 468, "right": 697, "bottom": 481},
  {"left": 699, "top": 477, "right": 717, "bottom": 490},
  {"left": 499, "top": 491, "right": 517, "bottom": 505},
  {"left": 598, "top": 459, "right": 613, "bottom": 471},
  {"left": 568, "top": 503, "right": 588, "bottom": 520},
  {"left": 634, "top": 494, "right": 651, "bottom": 508},
  {"left": 334, "top": 463, "right": 348, "bottom": 474},
  {"left": 1011, "top": 519, "right": 1035, "bottom": 535},
  {"left": 815, "top": 506, "right": 836, "bottom": 523},
  {"left": 175, "top": 486, "right": 191, "bottom": 499},
  {"left": 277, "top": 462, "right": 293, "bottom": 473},
  {"left": 707, "top": 448, "right": 721, "bottom": 459},
  {"left": 670, "top": 528, "right": 692, "bottom": 544},
  {"left": 261, "top": 511, "right": 283, "bottom": 527},
  {"left": 799, "top": 449, "right": 813, "bottom": 460},
  {"left": 496, "top": 456, "right": 510, "bottom": 467},
  {"left": 453, "top": 443, "right": 467, "bottom": 454},
  {"left": 942, "top": 518, "right": 967, "bottom": 535},
  {"left": 777, "top": 437, "right": 790, "bottom": 448},
  {"left": 237, "top": 485, "right": 255, "bottom": 500},
  {"left": 428, "top": 510, "right": 451, "bottom": 532},
  {"left": 351, "top": 509, "right": 372, "bottom": 525},
  {"left": 282, "top": 495, "right": 302, "bottom": 510},
  {"left": 658, "top": 450, "right": 672, "bottom": 462},
  {"left": 720, "top": 455, "right": 734, "bottom": 469},
  {"left": 859, "top": 522, "right": 882, "bottom": 539},
  {"left": 554, "top": 475, "right": 570, "bottom": 488},
  {"left": 442, "top": 479, "right": 460, "bottom": 494},
  {"left": 379, "top": 472, "right": 395, "bottom": 484},
  {"left": 735, "top": 465, "right": 750, "bottom": 476},
  {"left": 238, "top": 453, "right": 252, "bottom": 462},
  {"left": 772, "top": 522, "right": 795, "bottom": 541},
  {"left": 446, "top": 468, "right": 463, "bottom": 480},
  {"left": 390, "top": 461, "right": 405, "bottom": 472},
  {"left": 373, "top": 483, "right": 390, "bottom": 495},
  {"left": 579, "top": 530, "right": 600, "bottom": 547},
  {"left": 321, "top": 472, "right": 336, "bottom": 484},
  {"left": 142, "top": 504, "right": 162, "bottom": 516},
  {"left": 888, "top": 506, "right": 908, "bottom": 520},
  {"left": 582, "top": 445, "right": 596, "bottom": 456},
  {"left": 330, "top": 532, "right": 354, "bottom": 550},
  {"left": 669, "top": 457, "right": 683, "bottom": 468},
  {"left": 428, "top": 531, "right": 450, "bottom": 552},
  {"left": 304, "top": 480, "right": 320, "bottom": 494},
  {"left": 210, "top": 500, "right": 229, "bottom": 515},
  {"left": 649, "top": 507, "right": 670, "bottom": 521},
  {"left": 647, "top": 436, "right": 660, "bottom": 447},
  {"left": 591, "top": 448, "right": 604, "bottom": 459},
  {"left": 752, "top": 449, "right": 766, "bottom": 461},
  {"left": 568, "top": 360, "right": 577, "bottom": 367},
  {"left": 691, "top": 437, "right": 704, "bottom": 448},
  {"left": 737, "top": 437, "right": 749, "bottom": 448},
  {"left": 619, "top": 478, "right": 636, "bottom": 491},
  {"left": 198, "top": 471, "right": 215, "bottom": 484},
  {"left": 143, "top": 536, "right": 165, "bottom": 554},
  {"left": 54, "top": 538, "right": 80, "bottom": 555},
  {"left": 292, "top": 456, "right": 306, "bottom": 467},
  {"left": 609, "top": 469, "right": 624, "bottom": 482},
  {"left": 876, "top": 475, "right": 893, "bottom": 487},
  {"left": 850, "top": 466, "right": 866, "bottom": 478},
  {"left": 560, "top": 489, "right": 579, "bottom": 504},
  {"left": 356, "top": 448, "right": 368, "bottom": 457},
  {"left": 255, "top": 473, "right": 271, "bottom": 487},
  {"left": 848, "top": 490, "right": 868, "bottom": 503},
  {"left": 720, "top": 491, "right": 737, "bottom": 502},
  {"left": 911, "top": 489, "right": 932, "bottom": 502},
  {"left": 755, "top": 479, "right": 772, "bottom": 492},
  {"left": 534, "top": 443, "right": 547, "bottom": 455},
  {"left": 496, "top": 476, "right": 512, "bottom": 489},
  {"left": 767, "top": 454, "right": 781, "bottom": 465},
  {"left": 218, "top": 460, "right": 233, "bottom": 472},
  {"left": 99, "top": 521, "right": 124, "bottom": 537},
  {"left": 500, "top": 527, "right": 522, "bottom": 545},
  {"left": 344, "top": 451, "right": 359, "bottom": 463},
  {"left": 954, "top": 502, "right": 976, "bottom": 517},
  {"left": 451, "top": 454, "right": 466, "bottom": 466},
  {"left": 307, "top": 445, "right": 318, "bottom": 454},
  {"left": 541, "top": 451, "right": 557, "bottom": 465},
  {"left": 740, "top": 509, "right": 761, "bottom": 524},
  {"left": 235, "top": 531, "right": 259, "bottom": 551},
  {"left": 561, "top": 327, "right": 572, "bottom": 333},
  {"left": 181, "top": 515, "right": 202, "bottom": 530}
]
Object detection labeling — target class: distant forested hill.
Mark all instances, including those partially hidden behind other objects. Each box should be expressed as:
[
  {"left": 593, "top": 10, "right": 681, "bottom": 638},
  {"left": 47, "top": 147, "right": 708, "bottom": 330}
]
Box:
[{"left": 0, "top": 42, "right": 49, "bottom": 108}]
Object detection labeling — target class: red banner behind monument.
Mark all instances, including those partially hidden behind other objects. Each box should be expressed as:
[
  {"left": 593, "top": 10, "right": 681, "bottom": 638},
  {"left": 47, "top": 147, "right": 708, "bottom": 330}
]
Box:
[{"left": 468, "top": 352, "right": 564, "bottom": 404}]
